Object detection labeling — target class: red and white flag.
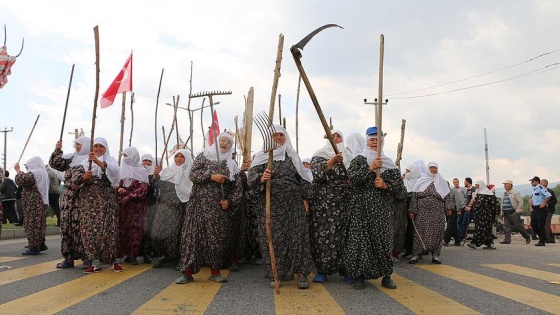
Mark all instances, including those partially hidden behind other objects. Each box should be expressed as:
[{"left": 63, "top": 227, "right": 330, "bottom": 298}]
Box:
[
  {"left": 207, "top": 110, "right": 221, "bottom": 147},
  {"left": 100, "top": 54, "right": 133, "bottom": 108}
]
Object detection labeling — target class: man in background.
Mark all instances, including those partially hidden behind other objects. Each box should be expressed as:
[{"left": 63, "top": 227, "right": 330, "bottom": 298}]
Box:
[
  {"left": 499, "top": 179, "right": 531, "bottom": 244},
  {"left": 1, "top": 170, "right": 19, "bottom": 224},
  {"left": 529, "top": 176, "right": 551, "bottom": 246},
  {"left": 541, "top": 179, "right": 557, "bottom": 243}
]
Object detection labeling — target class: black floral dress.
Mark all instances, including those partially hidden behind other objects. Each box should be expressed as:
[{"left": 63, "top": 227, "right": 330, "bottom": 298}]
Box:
[
  {"left": 409, "top": 183, "right": 454, "bottom": 257},
  {"left": 343, "top": 155, "right": 406, "bottom": 279},
  {"left": 248, "top": 154, "right": 315, "bottom": 281},
  {"left": 50, "top": 150, "right": 84, "bottom": 261},
  {"left": 150, "top": 180, "right": 185, "bottom": 261},
  {"left": 309, "top": 156, "right": 349, "bottom": 275},
  {"left": 471, "top": 194, "right": 500, "bottom": 247},
  {"left": 179, "top": 154, "right": 243, "bottom": 273},
  {"left": 15, "top": 172, "right": 48, "bottom": 250}
]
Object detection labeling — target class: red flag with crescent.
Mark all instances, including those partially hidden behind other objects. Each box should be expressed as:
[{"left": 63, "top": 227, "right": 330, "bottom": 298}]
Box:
[
  {"left": 100, "top": 54, "right": 133, "bottom": 108},
  {"left": 208, "top": 110, "right": 220, "bottom": 147}
]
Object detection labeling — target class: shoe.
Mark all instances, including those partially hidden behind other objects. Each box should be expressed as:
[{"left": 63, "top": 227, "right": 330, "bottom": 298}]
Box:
[
  {"left": 499, "top": 241, "right": 510, "bottom": 244},
  {"left": 442, "top": 242, "right": 449, "bottom": 246},
  {"left": 431, "top": 257, "right": 442, "bottom": 264},
  {"left": 467, "top": 242, "right": 476, "bottom": 249},
  {"left": 84, "top": 266, "right": 95, "bottom": 274},
  {"left": 353, "top": 276, "right": 365, "bottom": 290},
  {"left": 297, "top": 276, "right": 310, "bottom": 289},
  {"left": 94, "top": 265, "right": 103, "bottom": 272},
  {"left": 312, "top": 273, "right": 327, "bottom": 283},
  {"left": 453, "top": 242, "right": 461, "bottom": 246},
  {"left": 56, "top": 260, "right": 74, "bottom": 269},
  {"left": 344, "top": 275, "right": 357, "bottom": 284},
  {"left": 381, "top": 276, "right": 397, "bottom": 289},
  {"left": 409, "top": 257, "right": 418, "bottom": 264},
  {"left": 269, "top": 281, "right": 281, "bottom": 288},
  {"left": 143, "top": 256, "right": 152, "bottom": 263},
  {"left": 525, "top": 235, "right": 531, "bottom": 244},
  {"left": 123, "top": 256, "right": 130, "bottom": 263},
  {"left": 113, "top": 262, "right": 123, "bottom": 272},
  {"left": 483, "top": 244, "right": 497, "bottom": 250},
  {"left": 401, "top": 251, "right": 412, "bottom": 258},
  {"left": 129, "top": 257, "right": 139, "bottom": 265},
  {"left": 152, "top": 257, "right": 164, "bottom": 268},
  {"left": 21, "top": 249, "right": 40, "bottom": 255},
  {"left": 40, "top": 243, "right": 48, "bottom": 251},
  {"left": 254, "top": 257, "right": 263, "bottom": 265},
  {"left": 391, "top": 256, "right": 399, "bottom": 263},
  {"left": 535, "top": 242, "right": 545, "bottom": 247},
  {"left": 175, "top": 274, "right": 194, "bottom": 284},
  {"left": 208, "top": 274, "right": 228, "bottom": 283},
  {"left": 81, "top": 261, "right": 92, "bottom": 269},
  {"left": 229, "top": 263, "right": 239, "bottom": 272}
]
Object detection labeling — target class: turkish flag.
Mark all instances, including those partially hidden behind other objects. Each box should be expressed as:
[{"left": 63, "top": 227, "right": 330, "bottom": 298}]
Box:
[
  {"left": 100, "top": 54, "right": 133, "bottom": 108},
  {"left": 208, "top": 110, "right": 220, "bottom": 147}
]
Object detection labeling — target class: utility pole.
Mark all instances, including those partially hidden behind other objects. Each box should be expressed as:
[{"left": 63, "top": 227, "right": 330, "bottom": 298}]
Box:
[
  {"left": 484, "top": 128, "right": 490, "bottom": 186},
  {"left": 1, "top": 127, "right": 14, "bottom": 181},
  {"left": 364, "top": 98, "right": 388, "bottom": 124}
]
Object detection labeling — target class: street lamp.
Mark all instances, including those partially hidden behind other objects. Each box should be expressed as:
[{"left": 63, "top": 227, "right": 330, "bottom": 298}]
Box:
[{"left": 363, "top": 98, "right": 388, "bottom": 125}]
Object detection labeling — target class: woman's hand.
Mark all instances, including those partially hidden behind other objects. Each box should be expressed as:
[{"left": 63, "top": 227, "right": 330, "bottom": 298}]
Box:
[
  {"left": 240, "top": 161, "right": 251, "bottom": 172},
  {"left": 303, "top": 199, "right": 309, "bottom": 214},
  {"left": 408, "top": 212, "right": 415, "bottom": 219},
  {"left": 117, "top": 187, "right": 127, "bottom": 195},
  {"left": 374, "top": 177, "right": 388, "bottom": 190},
  {"left": 55, "top": 140, "right": 62, "bottom": 150},
  {"left": 327, "top": 153, "right": 343, "bottom": 169},
  {"left": 211, "top": 174, "right": 227, "bottom": 184},
  {"left": 14, "top": 163, "right": 20, "bottom": 173},
  {"left": 220, "top": 199, "right": 229, "bottom": 210},
  {"left": 83, "top": 170, "right": 93, "bottom": 181},
  {"left": 122, "top": 196, "right": 130, "bottom": 205},
  {"left": 369, "top": 157, "right": 382, "bottom": 172},
  {"left": 260, "top": 169, "right": 272, "bottom": 183}
]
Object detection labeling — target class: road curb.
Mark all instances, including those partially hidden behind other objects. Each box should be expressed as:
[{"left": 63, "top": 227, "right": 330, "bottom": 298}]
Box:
[{"left": 0, "top": 226, "right": 60, "bottom": 241}]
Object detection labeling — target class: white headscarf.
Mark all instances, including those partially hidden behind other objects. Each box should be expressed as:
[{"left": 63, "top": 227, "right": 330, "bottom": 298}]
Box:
[
  {"left": 24, "top": 156, "right": 49, "bottom": 205},
  {"left": 413, "top": 161, "right": 450, "bottom": 198},
  {"left": 357, "top": 134, "right": 398, "bottom": 172},
  {"left": 140, "top": 153, "right": 155, "bottom": 175},
  {"left": 345, "top": 132, "right": 366, "bottom": 156},
  {"left": 62, "top": 136, "right": 91, "bottom": 167},
  {"left": 203, "top": 132, "right": 240, "bottom": 180},
  {"left": 80, "top": 137, "right": 120, "bottom": 187},
  {"left": 159, "top": 149, "right": 193, "bottom": 203},
  {"left": 403, "top": 159, "right": 427, "bottom": 192},
  {"left": 120, "top": 147, "right": 149, "bottom": 187},
  {"left": 302, "top": 157, "right": 313, "bottom": 181},
  {"left": 475, "top": 180, "right": 493, "bottom": 195},
  {"left": 312, "top": 129, "right": 353, "bottom": 169},
  {"left": 250, "top": 124, "right": 311, "bottom": 182}
]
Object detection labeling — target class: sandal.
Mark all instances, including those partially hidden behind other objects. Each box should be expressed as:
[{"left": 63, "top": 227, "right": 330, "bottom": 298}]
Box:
[
  {"left": 208, "top": 274, "right": 228, "bottom": 283},
  {"left": 56, "top": 260, "right": 75, "bottom": 269}
]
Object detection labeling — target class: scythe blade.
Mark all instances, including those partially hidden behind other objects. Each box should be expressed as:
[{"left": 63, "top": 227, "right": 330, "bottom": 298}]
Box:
[{"left": 294, "top": 23, "right": 343, "bottom": 51}]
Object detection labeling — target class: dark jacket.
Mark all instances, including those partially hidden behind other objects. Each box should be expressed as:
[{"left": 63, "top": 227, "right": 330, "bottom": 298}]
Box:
[
  {"left": 0, "top": 178, "right": 17, "bottom": 201},
  {"left": 546, "top": 188, "right": 557, "bottom": 214}
]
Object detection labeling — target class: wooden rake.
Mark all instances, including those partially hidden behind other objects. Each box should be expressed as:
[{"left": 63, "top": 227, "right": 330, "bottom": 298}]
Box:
[{"left": 254, "top": 111, "right": 280, "bottom": 294}]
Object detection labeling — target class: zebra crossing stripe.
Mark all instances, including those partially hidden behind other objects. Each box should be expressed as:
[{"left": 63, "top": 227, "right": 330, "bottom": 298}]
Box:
[
  {"left": 274, "top": 275, "right": 345, "bottom": 315},
  {"left": 483, "top": 264, "right": 560, "bottom": 282},
  {"left": 0, "top": 259, "right": 61, "bottom": 286},
  {"left": 0, "top": 257, "right": 26, "bottom": 263},
  {"left": 416, "top": 265, "right": 560, "bottom": 314},
  {"left": 0, "top": 263, "right": 151, "bottom": 314},
  {"left": 375, "top": 273, "right": 481, "bottom": 314},
  {"left": 132, "top": 268, "right": 230, "bottom": 314}
]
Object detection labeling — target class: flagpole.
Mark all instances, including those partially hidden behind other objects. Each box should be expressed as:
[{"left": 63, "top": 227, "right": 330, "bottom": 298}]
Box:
[
  {"left": 89, "top": 25, "right": 100, "bottom": 171},
  {"left": 118, "top": 92, "right": 126, "bottom": 165}
]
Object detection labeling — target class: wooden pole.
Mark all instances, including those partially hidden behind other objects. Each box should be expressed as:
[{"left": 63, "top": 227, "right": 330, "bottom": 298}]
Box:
[
  {"left": 295, "top": 75, "right": 301, "bottom": 153},
  {"left": 89, "top": 25, "right": 101, "bottom": 171},
  {"left": 375, "top": 34, "right": 385, "bottom": 178},
  {"left": 161, "top": 126, "right": 169, "bottom": 166},
  {"left": 173, "top": 95, "right": 180, "bottom": 149},
  {"left": 268, "top": 34, "right": 284, "bottom": 125},
  {"left": 17, "top": 115, "right": 40, "bottom": 164},
  {"left": 118, "top": 92, "right": 126, "bottom": 165},
  {"left": 59, "top": 64, "right": 75, "bottom": 141},
  {"left": 160, "top": 96, "right": 179, "bottom": 167},
  {"left": 128, "top": 92, "right": 135, "bottom": 147},
  {"left": 278, "top": 94, "right": 282, "bottom": 125},
  {"left": 234, "top": 115, "right": 239, "bottom": 164},
  {"left": 200, "top": 98, "right": 206, "bottom": 148},
  {"left": 243, "top": 87, "right": 254, "bottom": 163},
  {"left": 154, "top": 68, "right": 164, "bottom": 165},
  {"left": 395, "top": 119, "right": 406, "bottom": 171},
  {"left": 188, "top": 61, "right": 194, "bottom": 158}
]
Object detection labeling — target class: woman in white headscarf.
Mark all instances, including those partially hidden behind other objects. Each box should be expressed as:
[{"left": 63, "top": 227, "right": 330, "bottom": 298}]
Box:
[
  {"left": 14, "top": 156, "right": 49, "bottom": 255},
  {"left": 49, "top": 136, "right": 91, "bottom": 268},
  {"left": 73, "top": 137, "right": 120, "bottom": 273},
  {"left": 409, "top": 161, "right": 454, "bottom": 265},
  {"left": 401, "top": 159, "right": 427, "bottom": 258},
  {"left": 309, "top": 129, "right": 351, "bottom": 283},
  {"left": 344, "top": 127, "right": 406, "bottom": 290},
  {"left": 151, "top": 149, "right": 193, "bottom": 269},
  {"left": 247, "top": 124, "right": 314, "bottom": 290},
  {"left": 176, "top": 133, "right": 244, "bottom": 284},
  {"left": 139, "top": 152, "right": 158, "bottom": 263},
  {"left": 467, "top": 180, "right": 500, "bottom": 250},
  {"left": 116, "top": 147, "right": 149, "bottom": 265}
]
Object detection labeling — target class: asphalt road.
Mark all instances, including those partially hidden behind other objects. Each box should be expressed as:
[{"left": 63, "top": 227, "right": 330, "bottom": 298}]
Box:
[{"left": 1, "top": 234, "right": 559, "bottom": 315}]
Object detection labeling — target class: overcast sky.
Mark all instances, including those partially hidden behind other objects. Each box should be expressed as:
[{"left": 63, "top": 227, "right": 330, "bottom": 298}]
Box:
[{"left": 1, "top": 0, "right": 558, "bottom": 186}]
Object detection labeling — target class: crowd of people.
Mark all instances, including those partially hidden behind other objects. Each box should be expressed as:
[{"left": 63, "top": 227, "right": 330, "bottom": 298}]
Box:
[{"left": 0, "top": 126, "right": 557, "bottom": 291}]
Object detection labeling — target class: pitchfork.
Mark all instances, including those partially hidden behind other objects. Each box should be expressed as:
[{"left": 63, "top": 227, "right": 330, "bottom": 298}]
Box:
[{"left": 254, "top": 111, "right": 280, "bottom": 294}]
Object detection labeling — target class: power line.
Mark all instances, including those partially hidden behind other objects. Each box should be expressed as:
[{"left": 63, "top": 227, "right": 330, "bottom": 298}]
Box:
[
  {"left": 386, "top": 48, "right": 560, "bottom": 97},
  {"left": 390, "top": 62, "right": 560, "bottom": 100}
]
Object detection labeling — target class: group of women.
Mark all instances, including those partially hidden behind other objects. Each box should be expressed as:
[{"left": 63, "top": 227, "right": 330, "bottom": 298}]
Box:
[{"left": 11, "top": 123, "right": 500, "bottom": 291}]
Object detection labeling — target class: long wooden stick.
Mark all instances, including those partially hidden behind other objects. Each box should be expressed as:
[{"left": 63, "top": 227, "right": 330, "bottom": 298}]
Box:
[
  {"left": 59, "top": 64, "right": 75, "bottom": 141},
  {"left": 161, "top": 126, "right": 169, "bottom": 166},
  {"left": 160, "top": 98, "right": 179, "bottom": 166},
  {"left": 174, "top": 95, "right": 180, "bottom": 149},
  {"left": 395, "top": 119, "right": 406, "bottom": 171},
  {"left": 89, "top": 26, "right": 100, "bottom": 171},
  {"left": 243, "top": 87, "right": 254, "bottom": 163},
  {"left": 375, "top": 34, "right": 385, "bottom": 177},
  {"left": 154, "top": 68, "right": 164, "bottom": 165},
  {"left": 268, "top": 34, "right": 284, "bottom": 125},
  {"left": 187, "top": 62, "right": 194, "bottom": 158},
  {"left": 17, "top": 115, "right": 40, "bottom": 164},
  {"left": 118, "top": 92, "right": 126, "bottom": 165},
  {"left": 295, "top": 75, "right": 301, "bottom": 153},
  {"left": 128, "top": 92, "right": 135, "bottom": 147}
]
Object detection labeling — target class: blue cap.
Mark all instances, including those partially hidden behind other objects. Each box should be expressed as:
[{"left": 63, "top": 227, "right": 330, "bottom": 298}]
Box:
[{"left": 366, "top": 126, "right": 380, "bottom": 136}]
